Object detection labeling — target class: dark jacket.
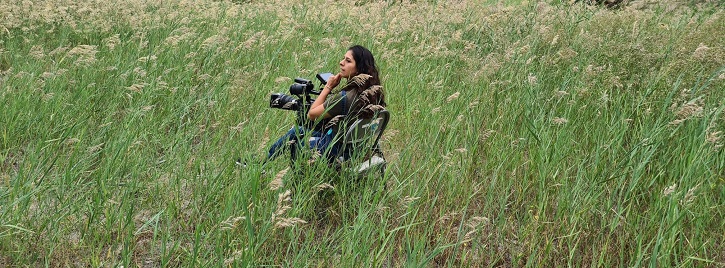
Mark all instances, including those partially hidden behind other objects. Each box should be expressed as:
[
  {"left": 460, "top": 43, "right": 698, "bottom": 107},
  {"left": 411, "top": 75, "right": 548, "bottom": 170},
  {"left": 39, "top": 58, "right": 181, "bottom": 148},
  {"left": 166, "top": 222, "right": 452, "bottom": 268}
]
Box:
[{"left": 324, "top": 74, "right": 386, "bottom": 131}]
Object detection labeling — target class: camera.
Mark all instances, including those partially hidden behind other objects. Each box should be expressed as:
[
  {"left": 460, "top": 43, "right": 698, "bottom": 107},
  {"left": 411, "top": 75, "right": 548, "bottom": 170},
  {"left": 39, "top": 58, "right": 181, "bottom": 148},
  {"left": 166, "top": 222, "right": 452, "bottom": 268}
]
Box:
[{"left": 270, "top": 73, "right": 333, "bottom": 128}]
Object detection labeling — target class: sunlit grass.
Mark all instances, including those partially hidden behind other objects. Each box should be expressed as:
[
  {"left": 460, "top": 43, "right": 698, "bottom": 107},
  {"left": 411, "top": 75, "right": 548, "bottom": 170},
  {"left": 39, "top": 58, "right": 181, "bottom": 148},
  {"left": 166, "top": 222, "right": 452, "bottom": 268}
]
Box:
[{"left": 1, "top": 0, "right": 723, "bottom": 266}]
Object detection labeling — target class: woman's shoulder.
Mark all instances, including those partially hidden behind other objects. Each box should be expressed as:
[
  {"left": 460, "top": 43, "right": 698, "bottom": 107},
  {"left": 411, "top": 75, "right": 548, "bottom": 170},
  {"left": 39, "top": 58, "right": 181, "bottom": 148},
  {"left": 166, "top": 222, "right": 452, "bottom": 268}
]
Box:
[{"left": 343, "top": 74, "right": 377, "bottom": 91}]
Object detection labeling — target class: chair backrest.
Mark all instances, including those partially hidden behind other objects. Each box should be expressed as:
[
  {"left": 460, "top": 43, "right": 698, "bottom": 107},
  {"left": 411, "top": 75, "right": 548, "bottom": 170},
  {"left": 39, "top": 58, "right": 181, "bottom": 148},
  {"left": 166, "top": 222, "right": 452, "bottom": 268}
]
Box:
[{"left": 341, "top": 110, "right": 390, "bottom": 156}]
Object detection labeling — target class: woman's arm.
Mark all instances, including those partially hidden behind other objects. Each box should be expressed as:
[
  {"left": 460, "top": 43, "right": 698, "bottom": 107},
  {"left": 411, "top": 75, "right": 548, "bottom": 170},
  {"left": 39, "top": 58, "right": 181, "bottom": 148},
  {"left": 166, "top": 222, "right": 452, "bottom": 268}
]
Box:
[
  {"left": 307, "top": 73, "right": 341, "bottom": 120},
  {"left": 307, "top": 85, "right": 332, "bottom": 120}
]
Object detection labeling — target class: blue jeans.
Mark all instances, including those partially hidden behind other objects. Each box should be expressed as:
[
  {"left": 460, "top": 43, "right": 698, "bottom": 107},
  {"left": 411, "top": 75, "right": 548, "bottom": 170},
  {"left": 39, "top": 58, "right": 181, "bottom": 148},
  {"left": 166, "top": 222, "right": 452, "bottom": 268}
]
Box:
[{"left": 267, "top": 126, "right": 341, "bottom": 162}]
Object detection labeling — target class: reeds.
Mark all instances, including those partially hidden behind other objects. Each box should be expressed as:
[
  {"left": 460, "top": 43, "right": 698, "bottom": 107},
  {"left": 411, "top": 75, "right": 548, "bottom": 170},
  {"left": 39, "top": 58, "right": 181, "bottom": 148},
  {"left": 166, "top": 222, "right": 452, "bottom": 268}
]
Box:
[{"left": 0, "top": 0, "right": 723, "bottom": 266}]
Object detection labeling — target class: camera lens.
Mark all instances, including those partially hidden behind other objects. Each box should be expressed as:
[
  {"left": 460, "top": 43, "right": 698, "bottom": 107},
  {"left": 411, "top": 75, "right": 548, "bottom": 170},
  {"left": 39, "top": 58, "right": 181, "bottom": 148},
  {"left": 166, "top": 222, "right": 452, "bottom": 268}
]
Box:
[
  {"left": 289, "top": 83, "right": 308, "bottom": 95},
  {"left": 270, "top": 93, "right": 299, "bottom": 110}
]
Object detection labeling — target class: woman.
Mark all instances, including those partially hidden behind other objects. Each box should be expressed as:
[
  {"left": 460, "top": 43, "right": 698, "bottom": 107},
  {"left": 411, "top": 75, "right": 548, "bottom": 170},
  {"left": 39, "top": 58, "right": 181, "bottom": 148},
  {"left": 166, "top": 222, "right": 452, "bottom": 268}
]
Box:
[{"left": 266, "top": 45, "right": 386, "bottom": 163}]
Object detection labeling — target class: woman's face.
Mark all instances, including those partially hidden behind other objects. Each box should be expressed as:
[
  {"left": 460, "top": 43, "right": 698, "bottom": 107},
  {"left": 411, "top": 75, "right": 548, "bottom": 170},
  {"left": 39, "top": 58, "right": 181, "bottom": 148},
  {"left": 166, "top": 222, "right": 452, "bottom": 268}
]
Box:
[{"left": 339, "top": 50, "right": 358, "bottom": 78}]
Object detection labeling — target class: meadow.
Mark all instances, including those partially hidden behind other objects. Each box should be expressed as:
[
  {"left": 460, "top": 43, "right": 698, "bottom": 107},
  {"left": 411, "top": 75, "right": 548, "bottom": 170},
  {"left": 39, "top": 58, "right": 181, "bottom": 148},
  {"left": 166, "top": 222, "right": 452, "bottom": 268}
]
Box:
[{"left": 1, "top": 0, "right": 723, "bottom": 266}]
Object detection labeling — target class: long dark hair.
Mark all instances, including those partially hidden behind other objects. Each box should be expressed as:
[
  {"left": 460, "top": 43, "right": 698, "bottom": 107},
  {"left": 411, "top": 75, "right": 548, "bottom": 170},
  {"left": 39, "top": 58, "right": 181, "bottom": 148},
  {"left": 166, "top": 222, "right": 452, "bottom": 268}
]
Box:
[{"left": 349, "top": 45, "right": 380, "bottom": 86}]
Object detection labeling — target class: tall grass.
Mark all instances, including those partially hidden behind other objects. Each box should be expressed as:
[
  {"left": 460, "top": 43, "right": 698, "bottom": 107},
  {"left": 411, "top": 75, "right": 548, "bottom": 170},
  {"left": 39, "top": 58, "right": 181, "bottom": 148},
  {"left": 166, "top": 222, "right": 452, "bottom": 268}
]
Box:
[{"left": 1, "top": 0, "right": 723, "bottom": 266}]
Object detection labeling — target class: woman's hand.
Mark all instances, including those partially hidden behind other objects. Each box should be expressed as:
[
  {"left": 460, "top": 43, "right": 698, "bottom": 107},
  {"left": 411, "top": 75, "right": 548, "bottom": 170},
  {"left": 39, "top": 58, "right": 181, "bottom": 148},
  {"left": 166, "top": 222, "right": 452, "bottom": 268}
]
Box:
[
  {"left": 308, "top": 73, "right": 341, "bottom": 120},
  {"left": 325, "top": 73, "right": 342, "bottom": 90}
]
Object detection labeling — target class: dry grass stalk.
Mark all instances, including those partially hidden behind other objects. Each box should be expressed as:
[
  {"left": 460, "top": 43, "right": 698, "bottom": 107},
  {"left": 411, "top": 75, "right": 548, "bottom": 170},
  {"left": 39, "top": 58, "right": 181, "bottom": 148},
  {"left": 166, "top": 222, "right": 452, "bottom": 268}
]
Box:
[
  {"left": 662, "top": 183, "right": 677, "bottom": 196},
  {"left": 220, "top": 216, "right": 246, "bottom": 230},
  {"left": 313, "top": 183, "right": 334, "bottom": 192},
  {"left": 271, "top": 190, "right": 306, "bottom": 229},
  {"left": 274, "top": 217, "right": 307, "bottom": 229},
  {"left": 463, "top": 216, "right": 490, "bottom": 242},
  {"left": 269, "top": 168, "right": 288, "bottom": 191},
  {"left": 680, "top": 184, "right": 700, "bottom": 206},
  {"left": 399, "top": 196, "right": 420, "bottom": 207},
  {"left": 552, "top": 117, "right": 569, "bottom": 125},
  {"left": 446, "top": 92, "right": 460, "bottom": 102}
]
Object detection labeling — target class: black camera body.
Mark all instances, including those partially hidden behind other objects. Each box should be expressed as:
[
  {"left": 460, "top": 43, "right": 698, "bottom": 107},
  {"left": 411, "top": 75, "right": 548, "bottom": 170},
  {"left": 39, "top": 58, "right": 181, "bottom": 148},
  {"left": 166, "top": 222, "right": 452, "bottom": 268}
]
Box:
[{"left": 270, "top": 73, "right": 333, "bottom": 129}]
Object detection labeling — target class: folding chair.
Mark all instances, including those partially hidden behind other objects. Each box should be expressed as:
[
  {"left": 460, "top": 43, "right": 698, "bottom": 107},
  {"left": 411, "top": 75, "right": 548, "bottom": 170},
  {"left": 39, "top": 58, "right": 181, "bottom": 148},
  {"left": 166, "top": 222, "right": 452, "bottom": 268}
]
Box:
[{"left": 336, "top": 109, "right": 390, "bottom": 178}]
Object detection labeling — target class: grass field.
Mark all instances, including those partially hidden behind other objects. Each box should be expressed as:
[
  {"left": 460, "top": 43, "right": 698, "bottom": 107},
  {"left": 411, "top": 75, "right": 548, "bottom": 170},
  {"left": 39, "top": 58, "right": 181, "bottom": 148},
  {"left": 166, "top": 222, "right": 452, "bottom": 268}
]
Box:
[{"left": 1, "top": 0, "right": 724, "bottom": 266}]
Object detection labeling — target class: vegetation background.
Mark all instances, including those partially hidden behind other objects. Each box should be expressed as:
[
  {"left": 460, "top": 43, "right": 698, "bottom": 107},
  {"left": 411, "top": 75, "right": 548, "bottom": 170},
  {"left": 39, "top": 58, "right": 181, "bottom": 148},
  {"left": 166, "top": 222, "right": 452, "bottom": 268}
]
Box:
[{"left": 1, "top": 0, "right": 723, "bottom": 266}]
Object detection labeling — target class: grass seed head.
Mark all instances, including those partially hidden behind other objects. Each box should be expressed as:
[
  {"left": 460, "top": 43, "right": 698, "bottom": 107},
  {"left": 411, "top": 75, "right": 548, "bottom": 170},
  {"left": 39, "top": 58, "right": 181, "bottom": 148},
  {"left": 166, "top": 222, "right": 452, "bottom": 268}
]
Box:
[
  {"left": 552, "top": 117, "right": 569, "bottom": 125},
  {"left": 64, "top": 138, "right": 80, "bottom": 145},
  {"left": 693, "top": 43, "right": 710, "bottom": 60},
  {"left": 446, "top": 92, "right": 460, "bottom": 102},
  {"left": 662, "top": 183, "right": 677, "bottom": 196},
  {"left": 706, "top": 130, "right": 722, "bottom": 148},
  {"left": 269, "top": 168, "right": 288, "bottom": 191},
  {"left": 220, "top": 216, "right": 246, "bottom": 230},
  {"left": 680, "top": 184, "right": 700, "bottom": 206},
  {"left": 313, "top": 183, "right": 334, "bottom": 192},
  {"left": 274, "top": 217, "right": 307, "bottom": 229}
]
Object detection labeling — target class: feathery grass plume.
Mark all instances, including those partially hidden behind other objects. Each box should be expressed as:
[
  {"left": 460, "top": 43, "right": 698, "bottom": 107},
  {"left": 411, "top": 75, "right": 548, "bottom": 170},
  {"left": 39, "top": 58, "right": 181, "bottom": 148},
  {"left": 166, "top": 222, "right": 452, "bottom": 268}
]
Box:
[
  {"left": 48, "top": 46, "right": 68, "bottom": 57},
  {"left": 13, "top": 71, "right": 29, "bottom": 79},
  {"left": 66, "top": 45, "right": 98, "bottom": 66},
  {"left": 256, "top": 127, "right": 271, "bottom": 153},
  {"left": 29, "top": 45, "right": 45, "bottom": 59},
  {"left": 585, "top": 64, "right": 607, "bottom": 77},
  {"left": 375, "top": 205, "right": 390, "bottom": 216},
  {"left": 527, "top": 73, "right": 538, "bottom": 85},
  {"left": 399, "top": 196, "right": 420, "bottom": 208},
  {"left": 480, "top": 130, "right": 495, "bottom": 142},
  {"left": 133, "top": 67, "right": 147, "bottom": 78},
  {"left": 41, "top": 92, "right": 55, "bottom": 102},
  {"left": 219, "top": 216, "right": 246, "bottom": 231},
  {"left": 600, "top": 93, "right": 610, "bottom": 105},
  {"left": 242, "top": 31, "right": 264, "bottom": 49},
  {"left": 230, "top": 121, "right": 247, "bottom": 132},
  {"left": 437, "top": 212, "right": 459, "bottom": 224},
  {"left": 662, "top": 183, "right": 677, "bottom": 196},
  {"left": 273, "top": 190, "right": 292, "bottom": 220},
  {"left": 2, "top": 0, "right": 723, "bottom": 265},
  {"left": 137, "top": 55, "right": 157, "bottom": 63},
  {"left": 201, "top": 34, "right": 229, "bottom": 50},
  {"left": 468, "top": 100, "right": 480, "bottom": 109},
  {"left": 693, "top": 43, "right": 710, "bottom": 60},
  {"left": 383, "top": 129, "right": 398, "bottom": 141},
  {"left": 675, "top": 100, "right": 704, "bottom": 119},
  {"left": 668, "top": 119, "right": 686, "bottom": 126},
  {"left": 103, "top": 34, "right": 121, "bottom": 50},
  {"left": 555, "top": 90, "right": 569, "bottom": 98},
  {"left": 40, "top": 72, "right": 55, "bottom": 79},
  {"left": 462, "top": 216, "right": 490, "bottom": 242},
  {"left": 442, "top": 152, "right": 452, "bottom": 162},
  {"left": 706, "top": 130, "right": 722, "bottom": 148},
  {"left": 223, "top": 248, "right": 248, "bottom": 266},
  {"left": 446, "top": 92, "right": 460, "bottom": 102},
  {"left": 313, "top": 183, "right": 334, "bottom": 193},
  {"left": 274, "top": 76, "right": 291, "bottom": 84},
  {"left": 127, "top": 83, "right": 145, "bottom": 93},
  {"left": 87, "top": 143, "right": 104, "bottom": 154},
  {"left": 274, "top": 217, "right": 307, "bottom": 229},
  {"left": 197, "top": 73, "right": 212, "bottom": 81},
  {"left": 552, "top": 117, "right": 569, "bottom": 125},
  {"left": 271, "top": 189, "right": 306, "bottom": 229},
  {"left": 307, "top": 151, "right": 322, "bottom": 165},
  {"left": 64, "top": 138, "right": 80, "bottom": 145},
  {"left": 557, "top": 47, "right": 578, "bottom": 61},
  {"left": 268, "top": 168, "right": 287, "bottom": 191},
  {"left": 680, "top": 184, "right": 700, "bottom": 206}
]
